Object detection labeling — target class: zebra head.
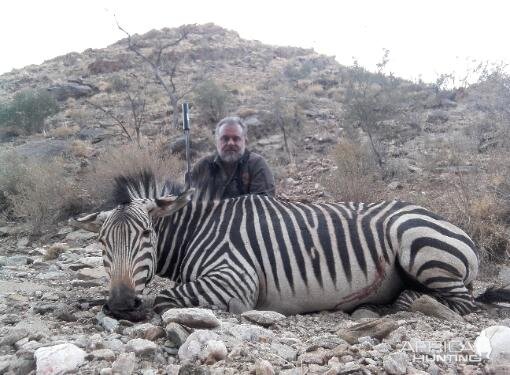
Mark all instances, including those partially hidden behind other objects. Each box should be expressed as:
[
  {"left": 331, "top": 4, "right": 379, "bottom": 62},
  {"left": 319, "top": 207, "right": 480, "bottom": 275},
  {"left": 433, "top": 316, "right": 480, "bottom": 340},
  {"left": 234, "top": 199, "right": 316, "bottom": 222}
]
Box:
[{"left": 75, "top": 191, "right": 193, "bottom": 321}]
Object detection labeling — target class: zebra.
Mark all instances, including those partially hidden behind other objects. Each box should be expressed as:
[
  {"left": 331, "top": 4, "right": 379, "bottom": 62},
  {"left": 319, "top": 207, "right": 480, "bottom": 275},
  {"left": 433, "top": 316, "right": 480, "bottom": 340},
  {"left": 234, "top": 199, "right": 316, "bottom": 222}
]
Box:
[{"left": 75, "top": 170, "right": 510, "bottom": 321}]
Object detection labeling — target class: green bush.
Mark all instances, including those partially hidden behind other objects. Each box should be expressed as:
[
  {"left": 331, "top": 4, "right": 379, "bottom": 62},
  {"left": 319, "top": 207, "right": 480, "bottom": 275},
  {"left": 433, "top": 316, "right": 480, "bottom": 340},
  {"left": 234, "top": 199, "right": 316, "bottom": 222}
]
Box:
[
  {"left": 0, "top": 90, "right": 59, "bottom": 135},
  {"left": 194, "top": 80, "right": 231, "bottom": 125}
]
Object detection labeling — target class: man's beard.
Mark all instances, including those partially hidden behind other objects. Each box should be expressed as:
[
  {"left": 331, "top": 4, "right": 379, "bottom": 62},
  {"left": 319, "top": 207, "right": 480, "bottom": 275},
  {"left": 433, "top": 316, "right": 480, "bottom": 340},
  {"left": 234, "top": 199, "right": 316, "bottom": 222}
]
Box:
[{"left": 219, "top": 147, "right": 244, "bottom": 163}]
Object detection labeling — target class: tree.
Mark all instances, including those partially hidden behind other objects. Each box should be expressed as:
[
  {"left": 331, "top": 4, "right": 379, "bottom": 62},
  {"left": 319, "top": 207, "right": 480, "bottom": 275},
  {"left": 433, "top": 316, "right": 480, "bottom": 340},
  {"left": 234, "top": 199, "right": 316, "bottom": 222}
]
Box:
[
  {"left": 194, "top": 80, "right": 231, "bottom": 125},
  {"left": 117, "top": 23, "right": 202, "bottom": 129},
  {"left": 342, "top": 50, "right": 399, "bottom": 168}
]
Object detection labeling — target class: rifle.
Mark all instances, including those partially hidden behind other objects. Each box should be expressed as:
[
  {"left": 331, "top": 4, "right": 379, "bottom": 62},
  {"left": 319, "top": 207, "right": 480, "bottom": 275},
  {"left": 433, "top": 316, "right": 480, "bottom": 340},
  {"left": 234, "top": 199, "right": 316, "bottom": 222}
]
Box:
[{"left": 182, "top": 102, "right": 192, "bottom": 189}]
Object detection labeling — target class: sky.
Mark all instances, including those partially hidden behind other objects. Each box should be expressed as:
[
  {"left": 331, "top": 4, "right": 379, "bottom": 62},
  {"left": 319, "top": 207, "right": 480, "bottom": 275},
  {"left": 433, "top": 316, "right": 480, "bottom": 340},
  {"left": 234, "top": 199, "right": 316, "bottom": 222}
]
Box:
[{"left": 1, "top": 0, "right": 509, "bottom": 83}]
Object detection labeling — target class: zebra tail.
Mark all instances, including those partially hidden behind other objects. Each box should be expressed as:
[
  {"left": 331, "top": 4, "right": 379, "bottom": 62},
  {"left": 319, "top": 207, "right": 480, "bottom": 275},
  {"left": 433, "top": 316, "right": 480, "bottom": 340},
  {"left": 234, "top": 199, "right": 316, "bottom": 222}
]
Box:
[{"left": 475, "top": 284, "right": 510, "bottom": 304}]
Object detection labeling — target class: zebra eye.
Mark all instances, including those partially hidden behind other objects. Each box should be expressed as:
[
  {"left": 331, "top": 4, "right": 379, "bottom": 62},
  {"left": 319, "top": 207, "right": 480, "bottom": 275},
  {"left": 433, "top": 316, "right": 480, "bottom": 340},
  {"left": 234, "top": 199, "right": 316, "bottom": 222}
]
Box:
[{"left": 142, "top": 229, "right": 152, "bottom": 237}]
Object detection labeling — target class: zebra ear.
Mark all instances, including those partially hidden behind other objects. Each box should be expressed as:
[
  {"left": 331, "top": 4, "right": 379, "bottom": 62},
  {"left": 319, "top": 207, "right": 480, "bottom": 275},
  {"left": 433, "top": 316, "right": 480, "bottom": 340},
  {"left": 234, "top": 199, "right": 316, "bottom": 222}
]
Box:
[
  {"left": 151, "top": 189, "right": 194, "bottom": 218},
  {"left": 70, "top": 210, "right": 112, "bottom": 233}
]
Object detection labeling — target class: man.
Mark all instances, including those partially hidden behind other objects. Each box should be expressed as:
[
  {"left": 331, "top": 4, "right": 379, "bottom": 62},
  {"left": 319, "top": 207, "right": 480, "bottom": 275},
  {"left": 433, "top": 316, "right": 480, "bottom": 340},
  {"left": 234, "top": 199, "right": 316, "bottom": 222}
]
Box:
[{"left": 191, "top": 116, "right": 275, "bottom": 200}]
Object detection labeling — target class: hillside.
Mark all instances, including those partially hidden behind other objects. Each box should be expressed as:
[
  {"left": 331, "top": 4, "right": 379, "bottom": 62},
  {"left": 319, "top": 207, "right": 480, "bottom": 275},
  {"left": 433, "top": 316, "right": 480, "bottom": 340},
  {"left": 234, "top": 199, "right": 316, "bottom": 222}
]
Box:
[{"left": 0, "top": 23, "right": 510, "bottom": 374}]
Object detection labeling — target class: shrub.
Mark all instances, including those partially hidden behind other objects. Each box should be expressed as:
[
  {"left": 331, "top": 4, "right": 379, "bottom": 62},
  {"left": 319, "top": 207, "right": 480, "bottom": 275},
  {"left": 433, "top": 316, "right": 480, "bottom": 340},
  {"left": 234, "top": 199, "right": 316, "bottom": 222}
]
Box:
[
  {"left": 0, "top": 90, "right": 59, "bottom": 135},
  {"left": 324, "top": 139, "right": 385, "bottom": 202},
  {"left": 0, "top": 152, "right": 85, "bottom": 233},
  {"left": 84, "top": 142, "right": 184, "bottom": 210},
  {"left": 44, "top": 243, "right": 69, "bottom": 260},
  {"left": 194, "top": 80, "right": 231, "bottom": 125}
]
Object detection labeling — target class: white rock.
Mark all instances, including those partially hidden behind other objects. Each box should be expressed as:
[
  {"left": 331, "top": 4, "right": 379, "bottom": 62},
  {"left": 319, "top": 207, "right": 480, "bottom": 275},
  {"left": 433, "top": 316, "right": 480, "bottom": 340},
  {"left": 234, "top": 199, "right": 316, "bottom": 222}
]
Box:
[
  {"left": 112, "top": 352, "right": 136, "bottom": 374},
  {"left": 77, "top": 267, "right": 107, "bottom": 280},
  {"left": 79, "top": 256, "right": 103, "bottom": 268},
  {"left": 34, "top": 343, "right": 86, "bottom": 375},
  {"left": 203, "top": 340, "right": 228, "bottom": 364},
  {"left": 225, "top": 323, "right": 274, "bottom": 342},
  {"left": 162, "top": 308, "right": 221, "bottom": 328},
  {"left": 178, "top": 330, "right": 221, "bottom": 362},
  {"left": 165, "top": 364, "right": 181, "bottom": 375},
  {"left": 241, "top": 310, "right": 286, "bottom": 326},
  {"left": 474, "top": 325, "right": 510, "bottom": 364},
  {"left": 254, "top": 359, "right": 275, "bottom": 375},
  {"left": 126, "top": 338, "right": 157, "bottom": 355},
  {"left": 96, "top": 312, "right": 119, "bottom": 333},
  {"left": 383, "top": 352, "right": 409, "bottom": 375}
]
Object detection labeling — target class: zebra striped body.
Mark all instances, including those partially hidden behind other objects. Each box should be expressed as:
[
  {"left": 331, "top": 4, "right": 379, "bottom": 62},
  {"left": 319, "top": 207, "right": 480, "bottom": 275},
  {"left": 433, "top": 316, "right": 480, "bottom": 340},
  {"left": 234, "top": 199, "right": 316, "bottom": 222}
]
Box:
[
  {"left": 76, "top": 172, "right": 498, "bottom": 320},
  {"left": 153, "top": 195, "right": 478, "bottom": 315}
]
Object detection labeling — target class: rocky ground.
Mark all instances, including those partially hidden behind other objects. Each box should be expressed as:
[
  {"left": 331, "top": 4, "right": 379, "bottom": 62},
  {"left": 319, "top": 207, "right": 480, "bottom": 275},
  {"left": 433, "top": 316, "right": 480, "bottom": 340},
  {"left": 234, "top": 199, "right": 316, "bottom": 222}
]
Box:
[{"left": 1, "top": 224, "right": 510, "bottom": 375}]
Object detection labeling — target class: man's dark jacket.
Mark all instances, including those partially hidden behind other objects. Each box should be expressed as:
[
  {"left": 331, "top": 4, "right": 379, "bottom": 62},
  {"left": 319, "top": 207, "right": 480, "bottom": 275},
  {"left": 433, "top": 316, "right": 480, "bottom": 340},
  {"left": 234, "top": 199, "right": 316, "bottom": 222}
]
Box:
[{"left": 190, "top": 150, "right": 275, "bottom": 200}]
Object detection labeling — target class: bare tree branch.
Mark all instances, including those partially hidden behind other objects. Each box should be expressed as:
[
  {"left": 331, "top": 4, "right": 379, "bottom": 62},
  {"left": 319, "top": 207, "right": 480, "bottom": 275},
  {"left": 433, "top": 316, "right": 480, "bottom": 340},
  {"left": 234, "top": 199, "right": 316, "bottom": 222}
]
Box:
[{"left": 85, "top": 99, "right": 133, "bottom": 142}]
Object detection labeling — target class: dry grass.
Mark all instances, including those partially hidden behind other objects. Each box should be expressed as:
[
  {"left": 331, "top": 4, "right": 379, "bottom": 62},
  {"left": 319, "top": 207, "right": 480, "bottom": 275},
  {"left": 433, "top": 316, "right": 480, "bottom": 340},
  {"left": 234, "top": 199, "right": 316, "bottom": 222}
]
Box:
[
  {"left": 1, "top": 154, "right": 86, "bottom": 233},
  {"left": 44, "top": 243, "right": 69, "bottom": 260},
  {"left": 84, "top": 141, "right": 184, "bottom": 209},
  {"left": 324, "top": 139, "right": 385, "bottom": 202},
  {"left": 49, "top": 125, "right": 80, "bottom": 138},
  {"left": 70, "top": 140, "right": 94, "bottom": 158}
]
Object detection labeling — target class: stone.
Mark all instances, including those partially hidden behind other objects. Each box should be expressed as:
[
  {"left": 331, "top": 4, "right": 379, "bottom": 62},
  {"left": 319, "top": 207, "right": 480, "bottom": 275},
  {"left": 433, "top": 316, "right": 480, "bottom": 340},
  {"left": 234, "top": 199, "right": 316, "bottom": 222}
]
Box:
[
  {"left": 96, "top": 311, "right": 119, "bottom": 333},
  {"left": 79, "top": 256, "right": 103, "bottom": 268},
  {"left": 223, "top": 323, "right": 274, "bottom": 343},
  {"left": 383, "top": 352, "right": 409, "bottom": 375},
  {"left": 34, "top": 343, "right": 86, "bottom": 375},
  {"left": 124, "top": 323, "right": 165, "bottom": 341},
  {"left": 90, "top": 349, "right": 116, "bottom": 360},
  {"left": 410, "top": 295, "right": 463, "bottom": 321},
  {"left": 76, "top": 267, "right": 107, "bottom": 280},
  {"left": 336, "top": 318, "right": 398, "bottom": 344},
  {"left": 254, "top": 359, "right": 275, "bottom": 375},
  {"left": 241, "top": 310, "right": 286, "bottom": 327},
  {"left": 162, "top": 308, "right": 220, "bottom": 329},
  {"left": 270, "top": 342, "right": 298, "bottom": 361},
  {"left": 125, "top": 338, "right": 157, "bottom": 355},
  {"left": 112, "top": 352, "right": 136, "bottom": 374},
  {"left": 0, "top": 255, "right": 30, "bottom": 266},
  {"left": 350, "top": 307, "right": 380, "bottom": 320},
  {"left": 178, "top": 330, "right": 221, "bottom": 363},
  {"left": 65, "top": 229, "right": 98, "bottom": 242},
  {"left": 306, "top": 334, "right": 349, "bottom": 351},
  {"left": 203, "top": 340, "right": 228, "bottom": 365},
  {"left": 0, "top": 329, "right": 29, "bottom": 347},
  {"left": 474, "top": 325, "right": 510, "bottom": 364},
  {"left": 165, "top": 322, "right": 190, "bottom": 347},
  {"left": 165, "top": 364, "right": 181, "bottom": 375},
  {"left": 498, "top": 267, "right": 510, "bottom": 284},
  {"left": 48, "top": 81, "right": 97, "bottom": 101},
  {"left": 298, "top": 349, "right": 332, "bottom": 365}
]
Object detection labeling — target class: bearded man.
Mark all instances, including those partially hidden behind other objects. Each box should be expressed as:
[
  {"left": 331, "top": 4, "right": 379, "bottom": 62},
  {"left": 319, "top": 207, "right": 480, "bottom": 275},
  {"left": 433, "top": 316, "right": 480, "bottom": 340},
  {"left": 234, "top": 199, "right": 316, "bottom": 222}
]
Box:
[{"left": 191, "top": 116, "right": 275, "bottom": 200}]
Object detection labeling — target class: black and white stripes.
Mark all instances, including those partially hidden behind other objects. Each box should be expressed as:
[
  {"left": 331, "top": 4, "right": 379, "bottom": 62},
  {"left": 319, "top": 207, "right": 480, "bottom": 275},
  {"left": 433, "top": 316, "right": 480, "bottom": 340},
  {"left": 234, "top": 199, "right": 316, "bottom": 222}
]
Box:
[{"left": 76, "top": 171, "right": 508, "bottom": 318}]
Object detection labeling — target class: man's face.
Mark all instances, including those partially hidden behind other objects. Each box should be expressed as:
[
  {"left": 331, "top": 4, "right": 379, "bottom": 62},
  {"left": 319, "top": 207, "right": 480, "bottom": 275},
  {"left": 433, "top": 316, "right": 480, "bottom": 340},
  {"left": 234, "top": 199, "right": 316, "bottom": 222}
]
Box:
[{"left": 216, "top": 123, "right": 246, "bottom": 163}]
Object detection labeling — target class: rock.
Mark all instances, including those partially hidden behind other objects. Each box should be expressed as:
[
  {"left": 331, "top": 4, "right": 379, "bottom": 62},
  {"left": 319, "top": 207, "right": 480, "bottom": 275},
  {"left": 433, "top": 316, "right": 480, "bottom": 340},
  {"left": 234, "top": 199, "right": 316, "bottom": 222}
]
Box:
[
  {"left": 65, "top": 230, "right": 98, "bottom": 242},
  {"left": 203, "top": 340, "right": 228, "bottom": 365},
  {"left": 112, "top": 352, "right": 136, "bottom": 374},
  {"left": 88, "top": 58, "right": 129, "bottom": 74},
  {"left": 383, "top": 352, "right": 409, "bottom": 375},
  {"left": 241, "top": 310, "right": 286, "bottom": 327},
  {"left": 125, "top": 338, "right": 157, "bottom": 355},
  {"left": 350, "top": 307, "right": 380, "bottom": 320},
  {"left": 76, "top": 267, "right": 107, "bottom": 280},
  {"left": 77, "top": 127, "right": 108, "bottom": 142},
  {"left": 0, "top": 255, "right": 30, "bottom": 266},
  {"left": 34, "top": 343, "right": 86, "bottom": 375},
  {"left": 96, "top": 311, "right": 119, "bottom": 333},
  {"left": 162, "top": 308, "right": 220, "bottom": 329},
  {"left": 0, "top": 329, "right": 29, "bottom": 347},
  {"left": 410, "top": 295, "right": 463, "bottom": 321},
  {"left": 90, "top": 349, "right": 116, "bottom": 360},
  {"left": 14, "top": 140, "right": 71, "bottom": 159},
  {"left": 7, "top": 352, "right": 35, "bottom": 375},
  {"left": 306, "top": 334, "right": 349, "bottom": 351},
  {"left": 299, "top": 349, "right": 332, "bottom": 365},
  {"left": 224, "top": 323, "right": 274, "bottom": 342},
  {"left": 387, "top": 181, "right": 403, "bottom": 191},
  {"left": 254, "top": 359, "right": 275, "bottom": 375},
  {"left": 54, "top": 308, "right": 78, "bottom": 322},
  {"left": 178, "top": 363, "right": 211, "bottom": 375},
  {"left": 270, "top": 342, "right": 298, "bottom": 361},
  {"left": 124, "top": 323, "right": 164, "bottom": 340},
  {"left": 165, "top": 322, "right": 190, "bottom": 347},
  {"left": 178, "top": 330, "right": 222, "bottom": 363},
  {"left": 48, "top": 81, "right": 97, "bottom": 101},
  {"left": 336, "top": 318, "right": 398, "bottom": 344},
  {"left": 79, "top": 256, "right": 103, "bottom": 268},
  {"left": 165, "top": 364, "right": 181, "bottom": 375},
  {"left": 474, "top": 325, "right": 510, "bottom": 364}
]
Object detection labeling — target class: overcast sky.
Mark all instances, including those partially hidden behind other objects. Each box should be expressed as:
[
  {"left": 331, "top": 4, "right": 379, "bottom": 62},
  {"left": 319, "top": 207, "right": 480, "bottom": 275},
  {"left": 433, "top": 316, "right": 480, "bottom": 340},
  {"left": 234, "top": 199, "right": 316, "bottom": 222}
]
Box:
[{"left": 1, "top": 0, "right": 509, "bottom": 83}]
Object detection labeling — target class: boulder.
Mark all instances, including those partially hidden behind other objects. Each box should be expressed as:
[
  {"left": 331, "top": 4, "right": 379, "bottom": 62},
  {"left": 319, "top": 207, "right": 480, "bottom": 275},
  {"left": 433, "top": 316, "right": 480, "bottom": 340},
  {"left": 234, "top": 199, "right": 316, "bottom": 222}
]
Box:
[{"left": 47, "top": 80, "right": 98, "bottom": 101}]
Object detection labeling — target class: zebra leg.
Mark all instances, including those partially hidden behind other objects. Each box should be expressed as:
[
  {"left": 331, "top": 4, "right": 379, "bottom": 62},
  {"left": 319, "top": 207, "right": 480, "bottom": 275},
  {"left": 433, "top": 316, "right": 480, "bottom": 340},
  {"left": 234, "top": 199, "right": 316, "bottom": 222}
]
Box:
[
  {"left": 153, "top": 274, "right": 258, "bottom": 314},
  {"left": 397, "top": 257, "right": 478, "bottom": 314}
]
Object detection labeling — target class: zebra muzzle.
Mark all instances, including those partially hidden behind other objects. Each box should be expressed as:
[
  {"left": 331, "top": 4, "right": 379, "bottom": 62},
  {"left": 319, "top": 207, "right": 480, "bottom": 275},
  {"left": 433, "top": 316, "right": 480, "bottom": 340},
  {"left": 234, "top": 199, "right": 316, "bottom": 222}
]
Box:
[{"left": 104, "top": 284, "right": 147, "bottom": 322}]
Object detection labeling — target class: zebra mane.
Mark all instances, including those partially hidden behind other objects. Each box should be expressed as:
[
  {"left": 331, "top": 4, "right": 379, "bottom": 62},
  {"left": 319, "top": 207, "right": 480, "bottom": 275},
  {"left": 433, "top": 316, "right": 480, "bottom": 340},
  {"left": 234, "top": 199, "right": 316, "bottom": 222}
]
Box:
[{"left": 112, "top": 170, "right": 183, "bottom": 205}]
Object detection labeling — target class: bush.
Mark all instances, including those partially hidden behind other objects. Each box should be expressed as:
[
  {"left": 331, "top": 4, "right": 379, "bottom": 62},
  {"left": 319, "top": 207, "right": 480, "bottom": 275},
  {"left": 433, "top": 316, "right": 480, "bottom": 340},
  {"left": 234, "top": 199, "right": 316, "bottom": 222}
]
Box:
[
  {"left": 84, "top": 142, "right": 184, "bottom": 210},
  {"left": 0, "top": 151, "right": 85, "bottom": 233},
  {"left": 0, "top": 90, "right": 59, "bottom": 135},
  {"left": 194, "top": 80, "right": 231, "bottom": 125},
  {"left": 324, "top": 139, "right": 385, "bottom": 202}
]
